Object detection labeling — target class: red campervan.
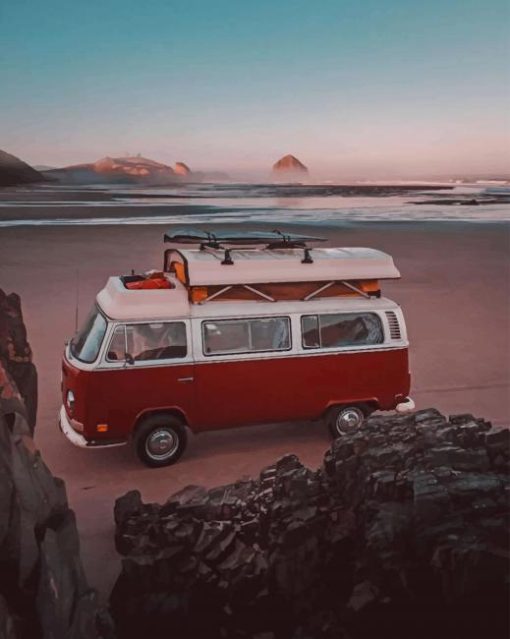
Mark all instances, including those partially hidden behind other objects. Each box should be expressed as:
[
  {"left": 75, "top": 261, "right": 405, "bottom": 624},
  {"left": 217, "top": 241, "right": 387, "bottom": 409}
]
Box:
[{"left": 59, "top": 230, "right": 413, "bottom": 467}]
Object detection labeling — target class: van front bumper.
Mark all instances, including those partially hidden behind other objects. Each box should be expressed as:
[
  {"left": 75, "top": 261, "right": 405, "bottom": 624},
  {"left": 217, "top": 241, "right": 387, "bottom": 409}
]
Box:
[
  {"left": 58, "top": 406, "right": 126, "bottom": 449},
  {"left": 395, "top": 397, "right": 415, "bottom": 414}
]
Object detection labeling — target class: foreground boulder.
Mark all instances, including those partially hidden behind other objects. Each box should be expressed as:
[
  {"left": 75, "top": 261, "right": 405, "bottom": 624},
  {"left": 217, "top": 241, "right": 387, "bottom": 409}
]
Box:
[
  {"left": 0, "top": 292, "right": 113, "bottom": 639},
  {"left": 0, "top": 379, "right": 113, "bottom": 639},
  {"left": 111, "top": 409, "right": 509, "bottom": 639}
]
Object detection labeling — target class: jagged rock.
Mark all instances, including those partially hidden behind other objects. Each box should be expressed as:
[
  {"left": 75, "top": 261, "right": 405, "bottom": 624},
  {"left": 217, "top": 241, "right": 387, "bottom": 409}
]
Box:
[
  {"left": 0, "top": 595, "right": 18, "bottom": 639},
  {"left": 111, "top": 410, "right": 509, "bottom": 639},
  {"left": 113, "top": 490, "right": 143, "bottom": 528},
  {"left": 0, "top": 293, "right": 112, "bottom": 638},
  {"left": 485, "top": 428, "right": 510, "bottom": 453},
  {"left": 0, "top": 290, "right": 37, "bottom": 432}
]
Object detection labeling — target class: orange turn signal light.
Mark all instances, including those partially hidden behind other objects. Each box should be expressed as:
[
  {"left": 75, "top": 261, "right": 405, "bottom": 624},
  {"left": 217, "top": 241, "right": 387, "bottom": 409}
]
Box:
[
  {"left": 359, "top": 279, "right": 380, "bottom": 293},
  {"left": 190, "top": 286, "right": 208, "bottom": 303},
  {"left": 96, "top": 423, "right": 109, "bottom": 433}
]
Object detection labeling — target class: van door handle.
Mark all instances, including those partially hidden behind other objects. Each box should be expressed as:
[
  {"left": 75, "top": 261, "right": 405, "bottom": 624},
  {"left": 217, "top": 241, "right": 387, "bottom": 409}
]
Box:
[{"left": 178, "top": 377, "right": 194, "bottom": 383}]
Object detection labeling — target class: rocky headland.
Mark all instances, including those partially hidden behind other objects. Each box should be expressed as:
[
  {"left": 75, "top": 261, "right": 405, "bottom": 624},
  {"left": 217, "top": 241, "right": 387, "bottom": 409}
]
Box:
[
  {"left": 42, "top": 156, "right": 230, "bottom": 185},
  {"left": 44, "top": 155, "right": 179, "bottom": 186},
  {"left": 0, "top": 150, "right": 45, "bottom": 188}
]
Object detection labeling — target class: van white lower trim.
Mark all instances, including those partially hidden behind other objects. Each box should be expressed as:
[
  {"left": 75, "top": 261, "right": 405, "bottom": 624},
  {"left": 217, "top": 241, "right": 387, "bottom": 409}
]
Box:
[{"left": 58, "top": 406, "right": 127, "bottom": 449}]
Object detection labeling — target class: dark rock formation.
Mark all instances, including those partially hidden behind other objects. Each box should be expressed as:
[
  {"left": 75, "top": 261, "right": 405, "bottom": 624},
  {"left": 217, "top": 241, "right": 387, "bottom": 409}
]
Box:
[
  {"left": 272, "top": 154, "right": 309, "bottom": 180},
  {"left": 0, "top": 293, "right": 113, "bottom": 639},
  {"left": 111, "top": 409, "right": 509, "bottom": 639},
  {"left": 0, "top": 290, "right": 37, "bottom": 433},
  {"left": 45, "top": 155, "right": 178, "bottom": 186},
  {"left": 0, "top": 150, "right": 45, "bottom": 187}
]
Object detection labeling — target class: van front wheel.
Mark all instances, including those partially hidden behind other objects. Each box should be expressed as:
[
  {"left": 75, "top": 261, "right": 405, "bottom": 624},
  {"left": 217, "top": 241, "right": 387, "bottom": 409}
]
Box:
[
  {"left": 328, "top": 405, "right": 367, "bottom": 439},
  {"left": 134, "top": 415, "right": 187, "bottom": 468}
]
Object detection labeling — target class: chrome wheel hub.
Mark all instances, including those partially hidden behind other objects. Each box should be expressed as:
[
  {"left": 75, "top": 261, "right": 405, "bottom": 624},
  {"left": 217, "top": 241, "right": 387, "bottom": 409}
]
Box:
[
  {"left": 145, "top": 429, "right": 178, "bottom": 460},
  {"left": 336, "top": 408, "right": 363, "bottom": 434}
]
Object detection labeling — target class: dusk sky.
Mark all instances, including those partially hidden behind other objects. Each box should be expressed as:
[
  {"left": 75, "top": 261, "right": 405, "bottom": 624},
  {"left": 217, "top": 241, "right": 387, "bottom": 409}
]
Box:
[{"left": 1, "top": 0, "right": 509, "bottom": 178}]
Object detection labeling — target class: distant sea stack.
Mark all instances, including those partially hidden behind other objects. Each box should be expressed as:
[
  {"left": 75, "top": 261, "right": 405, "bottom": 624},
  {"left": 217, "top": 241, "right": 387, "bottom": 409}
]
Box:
[
  {"left": 0, "top": 149, "right": 45, "bottom": 187},
  {"left": 45, "top": 155, "right": 178, "bottom": 185},
  {"left": 174, "top": 162, "right": 192, "bottom": 177},
  {"left": 173, "top": 162, "right": 231, "bottom": 183},
  {"left": 272, "top": 154, "right": 309, "bottom": 182}
]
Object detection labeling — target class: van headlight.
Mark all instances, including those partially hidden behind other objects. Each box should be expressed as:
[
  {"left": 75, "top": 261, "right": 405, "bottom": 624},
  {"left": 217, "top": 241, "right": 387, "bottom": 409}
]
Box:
[{"left": 66, "top": 390, "right": 75, "bottom": 415}]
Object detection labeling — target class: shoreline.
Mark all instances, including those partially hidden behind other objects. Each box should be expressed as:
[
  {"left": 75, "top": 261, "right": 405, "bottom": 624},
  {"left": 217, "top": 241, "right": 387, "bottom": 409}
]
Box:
[
  {"left": 0, "top": 207, "right": 509, "bottom": 224},
  {"left": 0, "top": 183, "right": 508, "bottom": 225}
]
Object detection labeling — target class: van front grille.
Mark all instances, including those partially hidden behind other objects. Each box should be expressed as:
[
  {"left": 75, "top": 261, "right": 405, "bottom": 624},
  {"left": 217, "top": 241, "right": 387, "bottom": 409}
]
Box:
[{"left": 385, "top": 311, "right": 401, "bottom": 340}]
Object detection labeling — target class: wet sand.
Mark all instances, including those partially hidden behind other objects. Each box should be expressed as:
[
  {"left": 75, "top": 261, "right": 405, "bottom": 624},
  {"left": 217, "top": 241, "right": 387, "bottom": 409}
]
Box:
[{"left": 1, "top": 220, "right": 509, "bottom": 601}]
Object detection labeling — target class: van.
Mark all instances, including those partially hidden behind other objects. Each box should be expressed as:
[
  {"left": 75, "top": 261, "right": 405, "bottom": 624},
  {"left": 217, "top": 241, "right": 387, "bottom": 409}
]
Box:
[{"left": 59, "top": 230, "right": 413, "bottom": 467}]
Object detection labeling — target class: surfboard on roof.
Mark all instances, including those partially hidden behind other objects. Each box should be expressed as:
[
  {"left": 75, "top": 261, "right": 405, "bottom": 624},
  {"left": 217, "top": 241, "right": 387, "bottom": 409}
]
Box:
[{"left": 163, "top": 228, "right": 400, "bottom": 287}]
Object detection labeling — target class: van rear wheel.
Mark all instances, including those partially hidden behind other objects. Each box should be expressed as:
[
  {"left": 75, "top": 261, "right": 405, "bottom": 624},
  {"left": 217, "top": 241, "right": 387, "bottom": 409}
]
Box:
[
  {"left": 134, "top": 415, "right": 187, "bottom": 468},
  {"left": 328, "top": 405, "right": 368, "bottom": 439}
]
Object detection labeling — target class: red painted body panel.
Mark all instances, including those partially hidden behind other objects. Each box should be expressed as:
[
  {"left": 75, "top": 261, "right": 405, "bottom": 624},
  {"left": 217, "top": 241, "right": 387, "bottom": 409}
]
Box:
[
  {"left": 193, "top": 348, "right": 409, "bottom": 430},
  {"left": 62, "top": 348, "right": 409, "bottom": 441},
  {"left": 62, "top": 359, "right": 195, "bottom": 440}
]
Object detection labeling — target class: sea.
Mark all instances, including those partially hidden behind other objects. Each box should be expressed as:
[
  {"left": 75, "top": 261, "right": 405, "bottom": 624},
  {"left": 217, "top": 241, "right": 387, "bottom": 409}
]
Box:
[{"left": 0, "top": 182, "right": 509, "bottom": 227}]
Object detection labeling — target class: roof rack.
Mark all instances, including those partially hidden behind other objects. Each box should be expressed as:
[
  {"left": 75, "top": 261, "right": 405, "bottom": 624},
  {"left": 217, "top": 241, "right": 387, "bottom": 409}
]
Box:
[{"left": 163, "top": 228, "right": 326, "bottom": 249}]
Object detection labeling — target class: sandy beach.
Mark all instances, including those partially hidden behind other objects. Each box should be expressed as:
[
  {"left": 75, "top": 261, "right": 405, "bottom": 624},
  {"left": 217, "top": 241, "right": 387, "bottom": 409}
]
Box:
[{"left": 1, "top": 219, "right": 509, "bottom": 601}]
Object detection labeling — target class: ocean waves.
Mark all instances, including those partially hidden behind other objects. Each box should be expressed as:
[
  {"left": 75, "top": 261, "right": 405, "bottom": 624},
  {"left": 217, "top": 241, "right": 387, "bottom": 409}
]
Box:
[
  {"left": 1, "top": 203, "right": 509, "bottom": 227},
  {"left": 0, "top": 183, "right": 508, "bottom": 227}
]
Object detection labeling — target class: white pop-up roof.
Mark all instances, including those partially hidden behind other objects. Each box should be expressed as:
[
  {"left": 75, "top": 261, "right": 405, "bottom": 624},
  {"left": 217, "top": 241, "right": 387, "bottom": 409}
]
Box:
[{"left": 170, "top": 247, "right": 400, "bottom": 287}]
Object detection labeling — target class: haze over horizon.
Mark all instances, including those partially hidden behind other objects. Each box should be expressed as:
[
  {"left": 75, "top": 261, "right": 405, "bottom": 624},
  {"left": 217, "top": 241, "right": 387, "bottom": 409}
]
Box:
[{"left": 1, "top": 0, "right": 509, "bottom": 180}]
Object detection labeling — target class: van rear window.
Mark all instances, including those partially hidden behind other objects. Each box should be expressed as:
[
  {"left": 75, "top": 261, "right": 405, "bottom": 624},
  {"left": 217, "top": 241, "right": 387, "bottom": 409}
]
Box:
[
  {"left": 302, "top": 313, "right": 383, "bottom": 349},
  {"left": 203, "top": 317, "right": 290, "bottom": 355}
]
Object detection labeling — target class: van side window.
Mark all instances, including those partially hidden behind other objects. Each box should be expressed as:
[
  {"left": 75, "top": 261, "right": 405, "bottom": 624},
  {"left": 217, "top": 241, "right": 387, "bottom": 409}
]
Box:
[
  {"left": 203, "top": 317, "right": 290, "bottom": 355},
  {"left": 107, "top": 326, "right": 126, "bottom": 361},
  {"left": 301, "top": 316, "right": 320, "bottom": 348},
  {"left": 107, "top": 322, "right": 187, "bottom": 361},
  {"left": 302, "top": 313, "right": 383, "bottom": 349}
]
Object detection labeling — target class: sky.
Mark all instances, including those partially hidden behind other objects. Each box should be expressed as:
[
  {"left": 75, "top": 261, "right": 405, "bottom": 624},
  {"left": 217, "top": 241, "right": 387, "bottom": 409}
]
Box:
[{"left": 0, "top": 0, "right": 509, "bottom": 179}]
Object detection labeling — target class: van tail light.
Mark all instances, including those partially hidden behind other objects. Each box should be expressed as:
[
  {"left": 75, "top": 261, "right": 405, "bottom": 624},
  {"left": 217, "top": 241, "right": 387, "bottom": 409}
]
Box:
[{"left": 96, "top": 424, "right": 109, "bottom": 433}]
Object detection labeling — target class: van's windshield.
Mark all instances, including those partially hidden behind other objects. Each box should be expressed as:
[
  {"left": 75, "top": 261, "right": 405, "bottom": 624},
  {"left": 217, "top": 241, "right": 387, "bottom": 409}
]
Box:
[{"left": 70, "top": 307, "right": 107, "bottom": 363}]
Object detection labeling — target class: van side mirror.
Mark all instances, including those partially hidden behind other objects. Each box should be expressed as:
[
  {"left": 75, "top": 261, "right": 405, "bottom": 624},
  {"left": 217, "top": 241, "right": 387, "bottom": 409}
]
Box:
[{"left": 125, "top": 353, "right": 135, "bottom": 365}]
